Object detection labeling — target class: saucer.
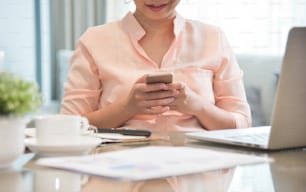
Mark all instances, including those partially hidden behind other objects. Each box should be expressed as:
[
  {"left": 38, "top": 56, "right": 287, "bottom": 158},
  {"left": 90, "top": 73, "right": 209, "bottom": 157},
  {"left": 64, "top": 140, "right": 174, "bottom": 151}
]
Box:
[
  {"left": 25, "top": 136, "right": 101, "bottom": 156},
  {"left": 25, "top": 128, "right": 94, "bottom": 138}
]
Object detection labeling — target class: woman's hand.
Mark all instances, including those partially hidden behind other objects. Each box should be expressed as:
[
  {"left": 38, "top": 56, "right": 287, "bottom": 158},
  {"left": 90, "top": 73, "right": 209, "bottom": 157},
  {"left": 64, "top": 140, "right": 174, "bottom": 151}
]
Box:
[
  {"left": 122, "top": 75, "right": 179, "bottom": 116},
  {"left": 168, "top": 82, "right": 206, "bottom": 116},
  {"left": 168, "top": 82, "right": 237, "bottom": 130}
]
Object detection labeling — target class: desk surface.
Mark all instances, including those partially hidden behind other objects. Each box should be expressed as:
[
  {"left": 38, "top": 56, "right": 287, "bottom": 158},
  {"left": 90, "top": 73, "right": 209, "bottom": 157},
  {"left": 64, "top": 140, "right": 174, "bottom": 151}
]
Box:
[{"left": 1, "top": 132, "right": 306, "bottom": 192}]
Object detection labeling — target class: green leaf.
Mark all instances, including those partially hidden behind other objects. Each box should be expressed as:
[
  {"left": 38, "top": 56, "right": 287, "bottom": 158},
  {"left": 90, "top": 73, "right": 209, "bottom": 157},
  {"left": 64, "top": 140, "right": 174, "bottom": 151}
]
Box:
[{"left": 0, "top": 72, "right": 42, "bottom": 116}]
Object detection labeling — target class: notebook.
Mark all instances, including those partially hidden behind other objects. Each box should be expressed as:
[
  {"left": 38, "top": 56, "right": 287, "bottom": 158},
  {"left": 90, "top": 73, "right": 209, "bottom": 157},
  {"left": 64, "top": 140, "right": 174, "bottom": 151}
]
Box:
[{"left": 186, "top": 27, "right": 306, "bottom": 150}]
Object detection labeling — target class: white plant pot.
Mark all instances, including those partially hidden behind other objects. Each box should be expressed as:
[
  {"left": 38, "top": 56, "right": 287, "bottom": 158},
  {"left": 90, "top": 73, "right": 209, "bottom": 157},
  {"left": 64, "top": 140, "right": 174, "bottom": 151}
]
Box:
[{"left": 0, "top": 116, "right": 26, "bottom": 169}]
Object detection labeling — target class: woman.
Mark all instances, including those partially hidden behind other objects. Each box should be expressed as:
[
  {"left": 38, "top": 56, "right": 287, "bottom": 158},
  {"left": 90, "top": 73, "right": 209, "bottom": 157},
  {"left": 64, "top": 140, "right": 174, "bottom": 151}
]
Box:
[{"left": 61, "top": 0, "right": 251, "bottom": 132}]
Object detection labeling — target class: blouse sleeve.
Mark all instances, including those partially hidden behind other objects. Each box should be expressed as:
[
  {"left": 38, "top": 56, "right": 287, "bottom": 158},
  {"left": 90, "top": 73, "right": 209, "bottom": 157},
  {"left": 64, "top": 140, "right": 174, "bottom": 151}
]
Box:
[
  {"left": 213, "top": 29, "right": 252, "bottom": 128},
  {"left": 60, "top": 40, "right": 102, "bottom": 115}
]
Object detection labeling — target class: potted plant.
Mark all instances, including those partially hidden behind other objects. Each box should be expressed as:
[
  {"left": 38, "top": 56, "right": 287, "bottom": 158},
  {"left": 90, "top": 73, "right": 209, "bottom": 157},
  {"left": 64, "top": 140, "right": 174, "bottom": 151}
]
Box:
[{"left": 0, "top": 72, "right": 42, "bottom": 168}]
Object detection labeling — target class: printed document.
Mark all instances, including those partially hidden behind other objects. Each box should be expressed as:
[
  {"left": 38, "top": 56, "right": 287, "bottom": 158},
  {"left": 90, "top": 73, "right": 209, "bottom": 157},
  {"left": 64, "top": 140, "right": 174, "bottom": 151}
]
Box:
[{"left": 37, "top": 146, "right": 270, "bottom": 180}]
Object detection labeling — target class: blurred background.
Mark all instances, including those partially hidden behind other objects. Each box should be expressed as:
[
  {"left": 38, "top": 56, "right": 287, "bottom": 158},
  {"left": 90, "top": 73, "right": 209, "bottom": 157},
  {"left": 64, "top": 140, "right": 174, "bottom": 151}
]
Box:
[{"left": 0, "top": 0, "right": 305, "bottom": 125}]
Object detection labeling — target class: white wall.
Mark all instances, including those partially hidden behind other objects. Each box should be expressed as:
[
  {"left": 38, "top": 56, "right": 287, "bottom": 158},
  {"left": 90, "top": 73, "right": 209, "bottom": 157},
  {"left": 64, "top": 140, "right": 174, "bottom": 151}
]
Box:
[
  {"left": 0, "top": 0, "right": 36, "bottom": 81},
  {"left": 106, "top": 0, "right": 134, "bottom": 22}
]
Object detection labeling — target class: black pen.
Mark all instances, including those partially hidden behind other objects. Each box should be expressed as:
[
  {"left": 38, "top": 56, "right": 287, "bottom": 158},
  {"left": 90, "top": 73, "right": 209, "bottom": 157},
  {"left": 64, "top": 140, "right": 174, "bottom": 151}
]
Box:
[{"left": 97, "top": 128, "right": 151, "bottom": 137}]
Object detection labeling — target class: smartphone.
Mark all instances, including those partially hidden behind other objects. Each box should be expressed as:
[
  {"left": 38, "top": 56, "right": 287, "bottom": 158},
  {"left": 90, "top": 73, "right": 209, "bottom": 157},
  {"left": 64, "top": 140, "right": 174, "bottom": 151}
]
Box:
[{"left": 146, "top": 73, "right": 173, "bottom": 84}]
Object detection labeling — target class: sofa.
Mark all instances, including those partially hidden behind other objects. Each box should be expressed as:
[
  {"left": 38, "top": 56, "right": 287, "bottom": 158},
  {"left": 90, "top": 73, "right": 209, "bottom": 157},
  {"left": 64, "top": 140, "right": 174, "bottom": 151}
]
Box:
[{"left": 237, "top": 54, "right": 282, "bottom": 126}]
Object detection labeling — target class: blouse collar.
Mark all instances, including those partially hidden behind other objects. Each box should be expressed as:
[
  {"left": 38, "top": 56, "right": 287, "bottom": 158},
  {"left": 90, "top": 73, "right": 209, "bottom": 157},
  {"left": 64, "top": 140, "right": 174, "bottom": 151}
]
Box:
[{"left": 121, "top": 11, "right": 186, "bottom": 40}]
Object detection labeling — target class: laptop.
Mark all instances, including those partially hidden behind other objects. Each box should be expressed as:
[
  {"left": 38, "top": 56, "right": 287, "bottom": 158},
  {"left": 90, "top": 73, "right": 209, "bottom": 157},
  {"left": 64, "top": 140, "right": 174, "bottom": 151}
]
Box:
[{"left": 186, "top": 27, "right": 306, "bottom": 150}]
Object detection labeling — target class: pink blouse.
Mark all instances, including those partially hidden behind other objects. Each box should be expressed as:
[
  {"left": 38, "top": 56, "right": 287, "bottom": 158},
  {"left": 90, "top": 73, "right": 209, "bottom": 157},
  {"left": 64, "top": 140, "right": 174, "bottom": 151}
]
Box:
[{"left": 61, "top": 12, "right": 251, "bottom": 132}]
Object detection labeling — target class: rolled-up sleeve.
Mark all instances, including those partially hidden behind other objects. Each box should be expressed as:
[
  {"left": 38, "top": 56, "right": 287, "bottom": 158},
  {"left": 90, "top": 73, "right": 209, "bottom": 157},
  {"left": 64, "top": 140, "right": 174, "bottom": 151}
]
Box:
[
  {"left": 214, "top": 29, "right": 252, "bottom": 128},
  {"left": 60, "top": 39, "right": 102, "bottom": 115}
]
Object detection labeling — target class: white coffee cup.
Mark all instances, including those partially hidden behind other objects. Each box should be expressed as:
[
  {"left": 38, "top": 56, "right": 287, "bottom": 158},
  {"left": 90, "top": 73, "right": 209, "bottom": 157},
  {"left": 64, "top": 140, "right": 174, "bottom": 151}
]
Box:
[{"left": 35, "top": 114, "right": 89, "bottom": 145}]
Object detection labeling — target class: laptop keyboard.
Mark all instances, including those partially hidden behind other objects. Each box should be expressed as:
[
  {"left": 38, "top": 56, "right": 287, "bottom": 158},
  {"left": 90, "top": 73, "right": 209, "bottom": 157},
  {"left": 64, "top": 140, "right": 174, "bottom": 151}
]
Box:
[{"left": 228, "top": 133, "right": 269, "bottom": 145}]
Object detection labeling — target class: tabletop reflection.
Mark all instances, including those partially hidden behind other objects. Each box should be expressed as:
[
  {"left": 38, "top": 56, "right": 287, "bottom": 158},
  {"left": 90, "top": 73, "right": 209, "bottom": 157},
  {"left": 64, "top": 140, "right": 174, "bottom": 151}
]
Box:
[
  {"left": 34, "top": 169, "right": 88, "bottom": 192},
  {"left": 0, "top": 170, "right": 24, "bottom": 191},
  {"left": 82, "top": 168, "right": 235, "bottom": 192},
  {"left": 0, "top": 133, "right": 305, "bottom": 191}
]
